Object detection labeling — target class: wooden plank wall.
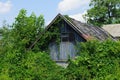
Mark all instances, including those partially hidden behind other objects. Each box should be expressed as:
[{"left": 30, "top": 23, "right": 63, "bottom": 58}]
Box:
[{"left": 49, "top": 20, "right": 86, "bottom": 61}]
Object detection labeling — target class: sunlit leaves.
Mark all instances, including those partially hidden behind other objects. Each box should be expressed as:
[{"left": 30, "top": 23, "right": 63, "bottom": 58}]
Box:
[
  {"left": 66, "top": 40, "right": 120, "bottom": 79},
  {"left": 85, "top": 0, "right": 120, "bottom": 26}
]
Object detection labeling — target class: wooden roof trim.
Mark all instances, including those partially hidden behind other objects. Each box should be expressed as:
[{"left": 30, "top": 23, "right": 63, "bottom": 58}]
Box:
[
  {"left": 57, "top": 14, "right": 87, "bottom": 40},
  {"left": 46, "top": 13, "right": 61, "bottom": 30}
]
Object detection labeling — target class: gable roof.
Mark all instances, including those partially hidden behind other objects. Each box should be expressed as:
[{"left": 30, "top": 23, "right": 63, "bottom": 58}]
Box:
[
  {"left": 28, "top": 13, "right": 112, "bottom": 50},
  {"left": 47, "top": 13, "right": 112, "bottom": 40},
  {"left": 103, "top": 24, "right": 120, "bottom": 38},
  {"left": 70, "top": 18, "right": 112, "bottom": 40}
]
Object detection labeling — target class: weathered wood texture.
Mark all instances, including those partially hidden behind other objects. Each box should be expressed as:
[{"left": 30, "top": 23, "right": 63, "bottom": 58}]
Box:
[{"left": 49, "top": 20, "right": 85, "bottom": 61}]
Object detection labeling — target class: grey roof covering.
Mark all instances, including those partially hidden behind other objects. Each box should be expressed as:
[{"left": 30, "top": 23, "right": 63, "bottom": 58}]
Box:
[
  {"left": 69, "top": 18, "right": 112, "bottom": 40},
  {"left": 103, "top": 24, "right": 120, "bottom": 38}
]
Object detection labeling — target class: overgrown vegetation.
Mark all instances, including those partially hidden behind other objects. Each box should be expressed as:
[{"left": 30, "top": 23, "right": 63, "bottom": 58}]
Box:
[
  {"left": 0, "top": 9, "right": 120, "bottom": 80},
  {"left": 65, "top": 40, "right": 120, "bottom": 80},
  {"left": 0, "top": 51, "right": 66, "bottom": 80},
  {"left": 0, "top": 9, "right": 65, "bottom": 80}
]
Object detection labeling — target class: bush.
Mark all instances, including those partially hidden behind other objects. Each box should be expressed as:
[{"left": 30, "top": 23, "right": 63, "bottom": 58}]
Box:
[
  {"left": 0, "top": 9, "right": 66, "bottom": 80},
  {"left": 65, "top": 40, "right": 120, "bottom": 80},
  {"left": 0, "top": 51, "right": 66, "bottom": 80}
]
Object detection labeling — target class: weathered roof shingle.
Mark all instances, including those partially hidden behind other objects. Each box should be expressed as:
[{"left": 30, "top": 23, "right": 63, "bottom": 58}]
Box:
[{"left": 69, "top": 18, "right": 112, "bottom": 40}]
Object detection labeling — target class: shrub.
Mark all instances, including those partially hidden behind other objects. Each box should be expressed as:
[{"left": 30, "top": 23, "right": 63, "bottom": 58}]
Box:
[
  {"left": 0, "top": 51, "right": 66, "bottom": 80},
  {"left": 65, "top": 40, "right": 120, "bottom": 80}
]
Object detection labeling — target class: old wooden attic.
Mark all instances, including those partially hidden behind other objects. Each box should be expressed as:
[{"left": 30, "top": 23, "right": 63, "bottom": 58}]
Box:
[{"left": 30, "top": 13, "right": 112, "bottom": 62}]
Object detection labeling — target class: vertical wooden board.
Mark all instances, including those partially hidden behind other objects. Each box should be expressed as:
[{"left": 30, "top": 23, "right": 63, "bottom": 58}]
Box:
[
  {"left": 60, "top": 42, "right": 68, "bottom": 60},
  {"left": 69, "top": 42, "right": 76, "bottom": 58},
  {"left": 60, "top": 42, "right": 76, "bottom": 60},
  {"left": 49, "top": 42, "right": 59, "bottom": 60}
]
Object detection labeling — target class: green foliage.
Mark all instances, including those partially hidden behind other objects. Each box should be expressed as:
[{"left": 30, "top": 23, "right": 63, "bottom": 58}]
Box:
[
  {"left": 0, "top": 9, "right": 65, "bottom": 80},
  {"left": 65, "top": 40, "right": 120, "bottom": 80},
  {"left": 1, "top": 9, "right": 45, "bottom": 53},
  {"left": 26, "top": 13, "right": 67, "bottom": 53},
  {"left": 85, "top": 0, "right": 120, "bottom": 26},
  {"left": 64, "top": 15, "right": 72, "bottom": 22},
  {"left": 0, "top": 51, "right": 65, "bottom": 80},
  {"left": 35, "top": 25, "right": 60, "bottom": 51}
]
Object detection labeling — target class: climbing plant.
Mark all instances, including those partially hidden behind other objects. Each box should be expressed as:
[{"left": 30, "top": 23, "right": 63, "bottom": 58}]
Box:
[{"left": 32, "top": 17, "right": 62, "bottom": 52}]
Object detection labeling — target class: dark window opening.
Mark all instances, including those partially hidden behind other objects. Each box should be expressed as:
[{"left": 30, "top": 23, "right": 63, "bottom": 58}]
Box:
[
  {"left": 69, "top": 33, "right": 75, "bottom": 41},
  {"left": 61, "top": 32, "right": 75, "bottom": 42}
]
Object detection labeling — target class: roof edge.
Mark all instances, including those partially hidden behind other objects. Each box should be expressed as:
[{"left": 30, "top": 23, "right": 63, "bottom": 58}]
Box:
[{"left": 46, "top": 13, "right": 87, "bottom": 40}]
